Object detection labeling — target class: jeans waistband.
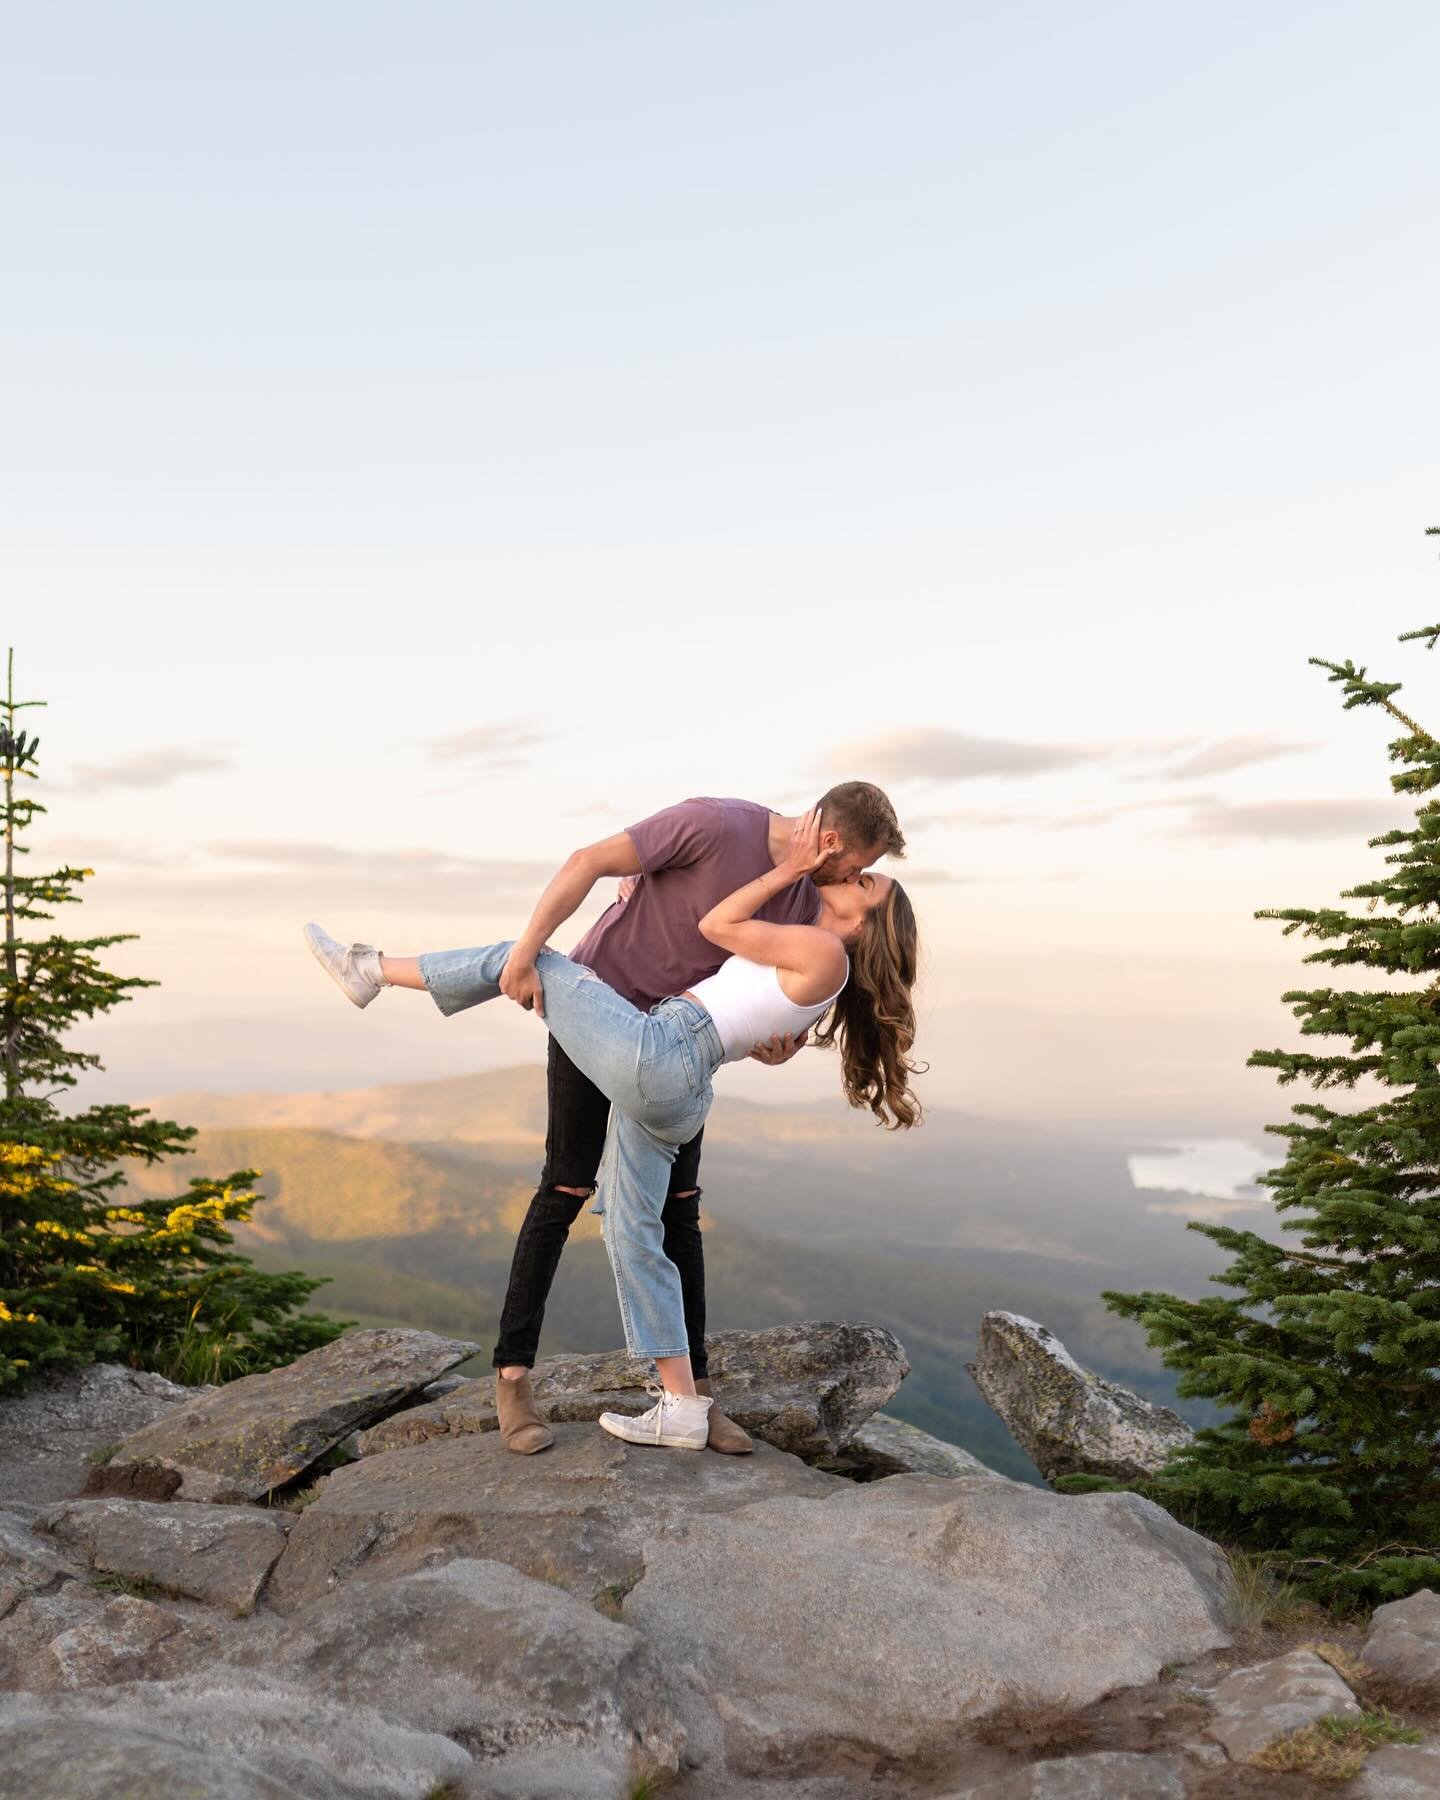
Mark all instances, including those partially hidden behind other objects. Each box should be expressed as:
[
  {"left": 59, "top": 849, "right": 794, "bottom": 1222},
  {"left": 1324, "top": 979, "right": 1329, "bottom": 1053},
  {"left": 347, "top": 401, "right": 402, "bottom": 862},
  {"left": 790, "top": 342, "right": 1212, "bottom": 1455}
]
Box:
[{"left": 656, "top": 995, "right": 725, "bottom": 1073}]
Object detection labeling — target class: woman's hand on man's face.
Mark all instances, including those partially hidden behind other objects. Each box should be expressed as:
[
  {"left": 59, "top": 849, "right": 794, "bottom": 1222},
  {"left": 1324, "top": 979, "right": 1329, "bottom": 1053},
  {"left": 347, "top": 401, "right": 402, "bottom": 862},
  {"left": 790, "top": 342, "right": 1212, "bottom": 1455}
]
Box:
[{"left": 781, "top": 806, "right": 827, "bottom": 878}]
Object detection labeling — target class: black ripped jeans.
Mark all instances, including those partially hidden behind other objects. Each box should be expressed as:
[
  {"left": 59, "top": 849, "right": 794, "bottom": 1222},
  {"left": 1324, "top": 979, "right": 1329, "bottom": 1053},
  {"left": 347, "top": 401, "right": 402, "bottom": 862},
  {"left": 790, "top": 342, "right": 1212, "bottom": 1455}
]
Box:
[{"left": 492, "top": 1035, "right": 709, "bottom": 1377}]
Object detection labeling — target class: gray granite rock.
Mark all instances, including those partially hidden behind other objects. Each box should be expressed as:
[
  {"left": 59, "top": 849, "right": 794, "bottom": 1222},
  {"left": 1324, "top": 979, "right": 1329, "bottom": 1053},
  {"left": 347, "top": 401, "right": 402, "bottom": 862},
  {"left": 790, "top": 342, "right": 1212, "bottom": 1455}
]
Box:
[
  {"left": 93, "top": 1327, "right": 478, "bottom": 1502},
  {"left": 242, "top": 1556, "right": 683, "bottom": 1774},
  {"left": 944, "top": 1751, "right": 1187, "bottom": 1798},
  {"left": 0, "top": 1715, "right": 294, "bottom": 1799},
  {"left": 39, "top": 1594, "right": 184, "bottom": 1690},
  {"left": 969, "top": 1312, "right": 1193, "bottom": 1483},
  {"left": 0, "top": 1674, "right": 473, "bottom": 1798},
  {"left": 0, "top": 1363, "right": 205, "bottom": 1506},
  {"left": 1204, "top": 1648, "right": 1360, "bottom": 1763},
  {"left": 359, "top": 1320, "right": 907, "bottom": 1462},
  {"left": 1364, "top": 1587, "right": 1440, "bottom": 1688},
  {"left": 624, "top": 1472, "right": 1232, "bottom": 1773},
  {"left": 1, "top": 1582, "right": 223, "bottom": 1694},
  {"left": 0, "top": 1509, "right": 81, "bottom": 1622},
  {"left": 40, "top": 1497, "right": 291, "bottom": 1614},
  {"left": 461, "top": 1744, "right": 641, "bottom": 1799},
  {"left": 267, "top": 1422, "right": 837, "bottom": 1613},
  {"left": 839, "top": 1412, "right": 1002, "bottom": 1480},
  {"left": 1352, "top": 1739, "right": 1440, "bottom": 1797}
]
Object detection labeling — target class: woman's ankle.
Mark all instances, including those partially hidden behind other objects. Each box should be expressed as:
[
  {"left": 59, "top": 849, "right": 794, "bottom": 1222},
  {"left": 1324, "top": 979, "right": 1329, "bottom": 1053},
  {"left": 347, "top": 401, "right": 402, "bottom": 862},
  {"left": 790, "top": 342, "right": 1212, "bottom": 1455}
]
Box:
[
  {"left": 378, "top": 953, "right": 428, "bottom": 989},
  {"left": 655, "top": 1354, "right": 696, "bottom": 1398}
]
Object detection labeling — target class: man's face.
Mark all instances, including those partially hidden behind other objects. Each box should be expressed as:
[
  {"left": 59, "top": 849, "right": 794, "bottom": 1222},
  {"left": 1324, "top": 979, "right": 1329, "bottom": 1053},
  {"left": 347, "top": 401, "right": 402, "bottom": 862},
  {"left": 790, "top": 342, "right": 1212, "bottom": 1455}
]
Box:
[{"left": 812, "top": 837, "right": 883, "bottom": 887}]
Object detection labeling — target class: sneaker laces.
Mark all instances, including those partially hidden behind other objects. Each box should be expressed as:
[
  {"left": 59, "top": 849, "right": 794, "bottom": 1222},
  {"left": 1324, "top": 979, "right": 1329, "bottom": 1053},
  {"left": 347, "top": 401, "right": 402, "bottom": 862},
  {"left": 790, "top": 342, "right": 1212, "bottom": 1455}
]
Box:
[
  {"left": 637, "top": 1381, "right": 704, "bottom": 1443},
  {"left": 638, "top": 1381, "right": 669, "bottom": 1442}
]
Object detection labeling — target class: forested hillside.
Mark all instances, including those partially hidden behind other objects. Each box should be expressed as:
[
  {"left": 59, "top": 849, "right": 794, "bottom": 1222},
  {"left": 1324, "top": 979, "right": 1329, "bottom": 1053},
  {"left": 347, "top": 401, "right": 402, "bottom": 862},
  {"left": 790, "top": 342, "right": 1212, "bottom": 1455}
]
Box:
[{"left": 131, "top": 1071, "right": 1248, "bottom": 1480}]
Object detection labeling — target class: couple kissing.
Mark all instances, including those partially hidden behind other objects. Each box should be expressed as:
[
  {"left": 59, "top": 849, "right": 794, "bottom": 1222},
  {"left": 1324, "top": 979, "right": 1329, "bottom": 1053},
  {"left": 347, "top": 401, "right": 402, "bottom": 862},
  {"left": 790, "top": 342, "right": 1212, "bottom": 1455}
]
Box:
[{"left": 305, "top": 781, "right": 920, "bottom": 1457}]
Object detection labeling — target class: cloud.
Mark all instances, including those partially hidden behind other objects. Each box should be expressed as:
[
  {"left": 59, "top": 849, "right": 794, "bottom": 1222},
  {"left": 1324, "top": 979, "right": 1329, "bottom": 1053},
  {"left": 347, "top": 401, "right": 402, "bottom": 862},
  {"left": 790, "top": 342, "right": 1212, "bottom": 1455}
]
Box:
[
  {"left": 1174, "top": 798, "right": 1408, "bottom": 843},
  {"left": 898, "top": 866, "right": 977, "bottom": 884},
  {"left": 428, "top": 725, "right": 545, "bottom": 768},
  {"left": 1155, "top": 735, "right": 1318, "bottom": 781},
  {"left": 68, "top": 748, "right": 233, "bottom": 791},
  {"left": 830, "top": 728, "right": 1100, "bottom": 783},
  {"left": 906, "top": 808, "right": 1036, "bottom": 831},
  {"left": 83, "top": 839, "right": 560, "bottom": 914}
]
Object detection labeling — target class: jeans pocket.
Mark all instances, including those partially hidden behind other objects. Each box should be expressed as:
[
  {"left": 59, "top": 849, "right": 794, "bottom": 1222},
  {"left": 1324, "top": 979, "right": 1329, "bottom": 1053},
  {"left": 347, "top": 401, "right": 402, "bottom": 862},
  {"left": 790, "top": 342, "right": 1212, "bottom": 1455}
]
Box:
[{"left": 635, "top": 1046, "right": 692, "bottom": 1112}]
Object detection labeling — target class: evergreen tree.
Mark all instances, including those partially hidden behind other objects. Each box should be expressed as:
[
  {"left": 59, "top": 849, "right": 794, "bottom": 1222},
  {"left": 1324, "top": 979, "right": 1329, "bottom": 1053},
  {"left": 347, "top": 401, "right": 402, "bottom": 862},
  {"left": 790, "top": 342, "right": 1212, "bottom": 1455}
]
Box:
[
  {"left": 0, "top": 650, "right": 347, "bottom": 1390},
  {"left": 1106, "top": 568, "right": 1440, "bottom": 1604}
]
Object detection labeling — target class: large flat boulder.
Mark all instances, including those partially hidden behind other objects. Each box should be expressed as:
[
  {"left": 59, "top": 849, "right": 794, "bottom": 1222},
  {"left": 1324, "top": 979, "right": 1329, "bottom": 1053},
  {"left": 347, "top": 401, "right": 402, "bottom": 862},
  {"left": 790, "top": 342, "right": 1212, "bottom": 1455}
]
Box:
[
  {"left": 91, "top": 1328, "right": 479, "bottom": 1502},
  {"left": 1204, "top": 1649, "right": 1360, "bottom": 1763},
  {"left": 359, "top": 1320, "right": 909, "bottom": 1461},
  {"left": 969, "top": 1312, "right": 1193, "bottom": 1483},
  {"left": 0, "top": 1364, "right": 205, "bottom": 1506},
  {"left": 267, "top": 1422, "right": 837, "bottom": 1613},
  {"left": 41, "top": 1498, "right": 291, "bottom": 1614},
  {"left": 0, "top": 1674, "right": 473, "bottom": 1798},
  {"left": 238, "top": 1557, "right": 684, "bottom": 1777},
  {"left": 623, "top": 1470, "right": 1233, "bottom": 1775}
]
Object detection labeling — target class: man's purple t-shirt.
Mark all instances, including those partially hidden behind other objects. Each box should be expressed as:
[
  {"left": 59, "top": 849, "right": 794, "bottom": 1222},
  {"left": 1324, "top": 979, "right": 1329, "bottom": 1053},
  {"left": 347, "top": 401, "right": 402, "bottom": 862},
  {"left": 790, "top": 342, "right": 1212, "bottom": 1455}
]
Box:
[{"left": 569, "top": 797, "right": 820, "bottom": 1011}]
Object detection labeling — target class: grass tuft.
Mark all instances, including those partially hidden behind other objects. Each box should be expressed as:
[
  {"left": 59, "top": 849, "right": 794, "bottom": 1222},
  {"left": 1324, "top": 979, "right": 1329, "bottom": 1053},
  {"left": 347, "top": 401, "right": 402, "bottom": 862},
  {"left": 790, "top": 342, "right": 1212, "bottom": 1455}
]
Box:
[
  {"left": 1253, "top": 1708, "right": 1424, "bottom": 1783},
  {"left": 626, "top": 1772, "right": 672, "bottom": 1800},
  {"left": 86, "top": 1442, "right": 119, "bottom": 1468},
  {"left": 1317, "top": 1709, "right": 1423, "bottom": 1749},
  {"left": 1224, "top": 1552, "right": 1320, "bottom": 1636},
  {"left": 1251, "top": 1723, "right": 1366, "bottom": 1783},
  {"left": 277, "top": 1480, "right": 326, "bottom": 1513},
  {"left": 90, "top": 1571, "right": 170, "bottom": 1602},
  {"left": 972, "top": 1688, "right": 1095, "bottom": 1755}
]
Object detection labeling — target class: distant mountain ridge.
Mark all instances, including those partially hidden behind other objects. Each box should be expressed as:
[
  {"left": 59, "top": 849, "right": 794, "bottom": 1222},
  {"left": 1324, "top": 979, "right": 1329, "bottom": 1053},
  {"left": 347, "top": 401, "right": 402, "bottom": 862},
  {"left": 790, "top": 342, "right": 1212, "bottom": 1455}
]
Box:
[{"left": 132, "top": 1068, "right": 1252, "bottom": 1480}]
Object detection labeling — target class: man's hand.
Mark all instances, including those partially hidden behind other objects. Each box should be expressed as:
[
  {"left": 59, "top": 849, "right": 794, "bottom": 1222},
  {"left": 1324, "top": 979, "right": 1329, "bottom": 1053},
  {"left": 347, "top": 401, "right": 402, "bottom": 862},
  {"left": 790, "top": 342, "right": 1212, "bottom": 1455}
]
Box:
[
  {"left": 749, "top": 1030, "right": 808, "bottom": 1067},
  {"left": 617, "top": 874, "right": 640, "bottom": 904},
  {"left": 500, "top": 949, "right": 546, "bottom": 1019}
]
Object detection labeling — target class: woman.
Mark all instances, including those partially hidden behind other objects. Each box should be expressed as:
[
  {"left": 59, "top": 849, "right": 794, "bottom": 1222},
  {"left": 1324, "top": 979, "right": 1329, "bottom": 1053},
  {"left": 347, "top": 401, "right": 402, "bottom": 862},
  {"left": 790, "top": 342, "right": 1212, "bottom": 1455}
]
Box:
[{"left": 305, "top": 810, "right": 921, "bottom": 1452}]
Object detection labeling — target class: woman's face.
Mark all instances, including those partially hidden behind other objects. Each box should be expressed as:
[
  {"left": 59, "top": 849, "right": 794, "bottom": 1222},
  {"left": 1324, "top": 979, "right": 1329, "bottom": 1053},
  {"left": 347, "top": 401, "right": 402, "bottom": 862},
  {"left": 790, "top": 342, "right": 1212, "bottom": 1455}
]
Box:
[{"left": 821, "top": 871, "right": 893, "bottom": 945}]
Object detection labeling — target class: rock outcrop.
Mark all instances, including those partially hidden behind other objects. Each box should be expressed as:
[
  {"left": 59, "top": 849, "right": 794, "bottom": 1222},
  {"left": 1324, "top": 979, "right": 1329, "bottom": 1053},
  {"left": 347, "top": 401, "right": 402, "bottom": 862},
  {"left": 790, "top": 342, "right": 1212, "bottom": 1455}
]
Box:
[
  {"left": 41, "top": 1497, "right": 291, "bottom": 1614},
  {"left": 838, "top": 1411, "right": 1003, "bottom": 1480},
  {"left": 358, "top": 1320, "right": 909, "bottom": 1461},
  {"left": 92, "top": 1328, "right": 479, "bottom": 1502},
  {"left": 267, "top": 1424, "right": 837, "bottom": 1613},
  {"left": 0, "top": 1363, "right": 203, "bottom": 1507},
  {"left": 625, "top": 1472, "right": 1230, "bottom": 1774},
  {"left": 242, "top": 1557, "right": 684, "bottom": 1775},
  {"left": 0, "top": 1323, "right": 1256, "bottom": 1796},
  {"left": 0, "top": 1676, "right": 472, "bottom": 1798},
  {"left": 968, "top": 1311, "right": 1193, "bottom": 1482}
]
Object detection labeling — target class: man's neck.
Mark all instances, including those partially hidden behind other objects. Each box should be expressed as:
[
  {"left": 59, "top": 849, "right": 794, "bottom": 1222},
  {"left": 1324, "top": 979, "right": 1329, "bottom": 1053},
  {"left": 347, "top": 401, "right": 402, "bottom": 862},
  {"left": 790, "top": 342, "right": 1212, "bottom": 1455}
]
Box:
[{"left": 767, "top": 811, "right": 800, "bottom": 868}]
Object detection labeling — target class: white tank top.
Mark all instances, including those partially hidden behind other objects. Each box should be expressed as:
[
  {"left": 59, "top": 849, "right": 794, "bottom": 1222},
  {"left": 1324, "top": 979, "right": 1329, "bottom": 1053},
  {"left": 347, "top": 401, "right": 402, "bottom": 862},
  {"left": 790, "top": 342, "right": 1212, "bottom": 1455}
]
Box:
[{"left": 685, "top": 955, "right": 847, "bottom": 1065}]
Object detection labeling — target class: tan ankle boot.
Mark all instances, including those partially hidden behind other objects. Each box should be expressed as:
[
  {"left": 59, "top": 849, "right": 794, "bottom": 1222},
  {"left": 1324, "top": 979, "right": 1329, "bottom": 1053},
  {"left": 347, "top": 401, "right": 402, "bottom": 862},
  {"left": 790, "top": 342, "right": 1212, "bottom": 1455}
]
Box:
[
  {"left": 495, "top": 1370, "right": 553, "bottom": 1455},
  {"left": 695, "top": 1378, "right": 753, "bottom": 1454}
]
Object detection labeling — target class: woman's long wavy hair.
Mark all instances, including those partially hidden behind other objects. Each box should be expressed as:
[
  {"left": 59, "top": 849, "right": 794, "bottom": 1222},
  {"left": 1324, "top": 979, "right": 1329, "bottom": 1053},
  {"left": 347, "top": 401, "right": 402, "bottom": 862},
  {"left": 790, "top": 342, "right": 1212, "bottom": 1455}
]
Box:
[{"left": 813, "top": 879, "right": 924, "bottom": 1130}]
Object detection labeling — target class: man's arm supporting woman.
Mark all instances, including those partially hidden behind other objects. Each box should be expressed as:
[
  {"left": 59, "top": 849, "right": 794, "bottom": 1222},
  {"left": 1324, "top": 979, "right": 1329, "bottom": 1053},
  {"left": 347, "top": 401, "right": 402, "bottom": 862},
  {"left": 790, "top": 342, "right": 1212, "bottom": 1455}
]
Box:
[{"left": 499, "top": 831, "right": 643, "bottom": 1017}]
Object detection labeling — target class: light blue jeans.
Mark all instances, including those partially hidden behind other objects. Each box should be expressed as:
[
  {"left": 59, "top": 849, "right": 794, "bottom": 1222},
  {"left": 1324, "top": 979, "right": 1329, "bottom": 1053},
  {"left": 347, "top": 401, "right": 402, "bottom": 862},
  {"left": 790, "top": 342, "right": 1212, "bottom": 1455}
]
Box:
[{"left": 418, "top": 943, "right": 724, "bottom": 1361}]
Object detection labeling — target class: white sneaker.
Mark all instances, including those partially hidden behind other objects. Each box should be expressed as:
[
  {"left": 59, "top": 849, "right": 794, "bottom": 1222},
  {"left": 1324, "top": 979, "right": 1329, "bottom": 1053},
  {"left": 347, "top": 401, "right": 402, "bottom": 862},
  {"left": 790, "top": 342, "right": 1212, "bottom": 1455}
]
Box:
[
  {"left": 599, "top": 1384, "right": 713, "bottom": 1451},
  {"left": 304, "top": 923, "right": 385, "bottom": 1009}
]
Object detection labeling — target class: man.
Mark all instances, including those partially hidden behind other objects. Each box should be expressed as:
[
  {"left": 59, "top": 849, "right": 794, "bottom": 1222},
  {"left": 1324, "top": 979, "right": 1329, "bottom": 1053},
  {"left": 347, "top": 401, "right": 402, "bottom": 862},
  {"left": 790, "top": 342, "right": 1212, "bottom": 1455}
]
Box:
[{"left": 491, "top": 781, "right": 905, "bottom": 1455}]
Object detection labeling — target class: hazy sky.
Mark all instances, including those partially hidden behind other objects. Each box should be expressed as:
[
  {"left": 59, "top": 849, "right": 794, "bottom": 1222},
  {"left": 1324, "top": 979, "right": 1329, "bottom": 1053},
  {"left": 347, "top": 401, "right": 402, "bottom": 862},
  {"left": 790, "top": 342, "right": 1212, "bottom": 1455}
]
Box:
[{"left": 6, "top": 2, "right": 1438, "bottom": 1133}]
